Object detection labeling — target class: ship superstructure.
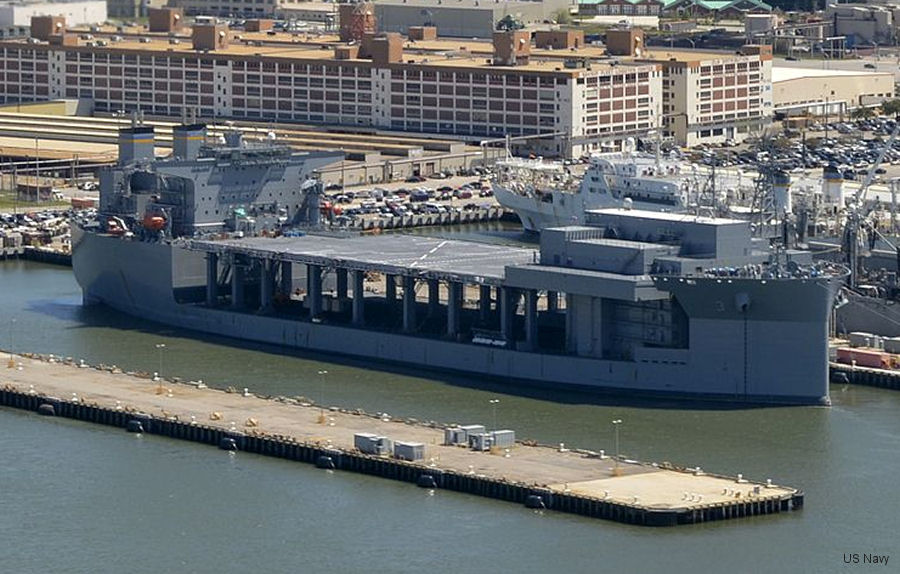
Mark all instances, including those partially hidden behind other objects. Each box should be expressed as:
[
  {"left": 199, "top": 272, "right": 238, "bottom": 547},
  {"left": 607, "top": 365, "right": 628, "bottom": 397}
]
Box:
[
  {"left": 492, "top": 141, "right": 757, "bottom": 232},
  {"left": 93, "top": 122, "right": 343, "bottom": 241}
]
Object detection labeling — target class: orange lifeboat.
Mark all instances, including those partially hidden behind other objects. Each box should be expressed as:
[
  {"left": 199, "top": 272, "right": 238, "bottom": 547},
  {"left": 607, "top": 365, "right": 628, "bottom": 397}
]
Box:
[
  {"left": 106, "top": 218, "right": 126, "bottom": 236},
  {"left": 143, "top": 215, "right": 166, "bottom": 231}
]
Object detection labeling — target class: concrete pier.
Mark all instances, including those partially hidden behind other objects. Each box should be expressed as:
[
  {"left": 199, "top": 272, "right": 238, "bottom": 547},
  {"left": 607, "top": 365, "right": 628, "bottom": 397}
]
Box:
[
  {"left": 0, "top": 353, "right": 803, "bottom": 527},
  {"left": 830, "top": 362, "right": 900, "bottom": 390}
]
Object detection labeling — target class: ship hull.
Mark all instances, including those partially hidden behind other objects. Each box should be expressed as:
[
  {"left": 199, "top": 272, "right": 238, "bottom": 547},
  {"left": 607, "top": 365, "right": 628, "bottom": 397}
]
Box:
[
  {"left": 71, "top": 227, "right": 838, "bottom": 406},
  {"left": 835, "top": 292, "right": 900, "bottom": 337}
]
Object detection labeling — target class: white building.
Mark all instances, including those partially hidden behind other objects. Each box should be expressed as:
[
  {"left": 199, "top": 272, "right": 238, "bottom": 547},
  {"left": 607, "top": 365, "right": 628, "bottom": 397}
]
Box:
[
  {"left": 0, "top": 0, "right": 106, "bottom": 27},
  {"left": 772, "top": 67, "right": 894, "bottom": 116}
]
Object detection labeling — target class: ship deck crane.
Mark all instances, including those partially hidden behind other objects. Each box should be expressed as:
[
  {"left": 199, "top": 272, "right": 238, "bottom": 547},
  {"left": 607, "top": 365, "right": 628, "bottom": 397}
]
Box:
[{"left": 844, "top": 121, "right": 900, "bottom": 288}]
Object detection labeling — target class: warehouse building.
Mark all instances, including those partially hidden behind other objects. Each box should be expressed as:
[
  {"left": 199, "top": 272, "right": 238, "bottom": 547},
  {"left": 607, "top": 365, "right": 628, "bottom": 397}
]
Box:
[
  {"left": 771, "top": 67, "right": 894, "bottom": 117},
  {"left": 375, "top": 0, "right": 573, "bottom": 39},
  {"left": 0, "top": 0, "right": 105, "bottom": 26}
]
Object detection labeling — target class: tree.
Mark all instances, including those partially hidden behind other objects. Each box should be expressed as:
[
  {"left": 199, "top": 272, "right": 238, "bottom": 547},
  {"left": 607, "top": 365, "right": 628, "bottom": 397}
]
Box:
[
  {"left": 881, "top": 99, "right": 900, "bottom": 117},
  {"left": 851, "top": 107, "right": 876, "bottom": 120},
  {"left": 554, "top": 8, "right": 572, "bottom": 25}
]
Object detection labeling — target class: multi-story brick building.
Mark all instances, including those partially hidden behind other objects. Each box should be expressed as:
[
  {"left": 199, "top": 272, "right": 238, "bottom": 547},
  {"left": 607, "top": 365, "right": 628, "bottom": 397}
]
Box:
[
  {"left": 652, "top": 45, "right": 773, "bottom": 146},
  {"left": 0, "top": 23, "right": 771, "bottom": 155}
]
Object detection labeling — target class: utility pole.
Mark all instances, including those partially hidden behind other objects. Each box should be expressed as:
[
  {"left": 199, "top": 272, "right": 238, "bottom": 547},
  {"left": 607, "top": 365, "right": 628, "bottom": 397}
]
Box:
[{"left": 612, "top": 419, "right": 623, "bottom": 476}]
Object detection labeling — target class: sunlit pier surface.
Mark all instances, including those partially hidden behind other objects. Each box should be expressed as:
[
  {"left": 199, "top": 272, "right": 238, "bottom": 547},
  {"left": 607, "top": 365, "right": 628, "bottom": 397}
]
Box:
[{"left": 1, "top": 354, "right": 803, "bottom": 527}]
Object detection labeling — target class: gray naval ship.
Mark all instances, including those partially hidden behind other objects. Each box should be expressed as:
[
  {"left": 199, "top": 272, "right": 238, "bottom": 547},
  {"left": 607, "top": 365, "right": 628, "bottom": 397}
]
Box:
[{"left": 72, "top": 125, "right": 847, "bottom": 405}]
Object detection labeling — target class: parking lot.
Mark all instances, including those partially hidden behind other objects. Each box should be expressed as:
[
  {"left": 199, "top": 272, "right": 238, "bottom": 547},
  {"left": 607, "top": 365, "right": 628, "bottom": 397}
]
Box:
[
  {"left": 322, "top": 169, "right": 503, "bottom": 227},
  {"left": 691, "top": 117, "right": 900, "bottom": 183}
]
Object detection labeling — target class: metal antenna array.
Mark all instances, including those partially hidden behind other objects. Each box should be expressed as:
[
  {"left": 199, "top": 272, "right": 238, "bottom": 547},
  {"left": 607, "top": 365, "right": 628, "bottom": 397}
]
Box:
[
  {"left": 749, "top": 136, "right": 780, "bottom": 238},
  {"left": 695, "top": 158, "right": 720, "bottom": 216}
]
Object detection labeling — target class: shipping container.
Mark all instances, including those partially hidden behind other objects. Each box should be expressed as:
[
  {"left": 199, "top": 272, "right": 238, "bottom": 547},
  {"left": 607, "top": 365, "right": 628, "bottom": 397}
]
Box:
[
  {"left": 354, "top": 433, "right": 392, "bottom": 455},
  {"left": 836, "top": 347, "right": 891, "bottom": 369},
  {"left": 444, "top": 424, "right": 485, "bottom": 445},
  {"left": 393, "top": 441, "right": 425, "bottom": 461},
  {"left": 491, "top": 430, "right": 516, "bottom": 448},
  {"left": 444, "top": 427, "right": 468, "bottom": 446},
  {"left": 848, "top": 332, "right": 876, "bottom": 349},
  {"left": 884, "top": 337, "right": 900, "bottom": 354},
  {"left": 469, "top": 433, "right": 492, "bottom": 451}
]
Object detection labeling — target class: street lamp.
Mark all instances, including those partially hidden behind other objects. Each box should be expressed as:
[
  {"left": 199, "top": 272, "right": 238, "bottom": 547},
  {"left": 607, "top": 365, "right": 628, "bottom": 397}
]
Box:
[
  {"left": 317, "top": 369, "right": 328, "bottom": 423},
  {"left": 7, "top": 317, "right": 16, "bottom": 368},
  {"left": 612, "top": 419, "right": 623, "bottom": 476},
  {"left": 154, "top": 343, "right": 166, "bottom": 394},
  {"left": 489, "top": 399, "right": 500, "bottom": 430}
]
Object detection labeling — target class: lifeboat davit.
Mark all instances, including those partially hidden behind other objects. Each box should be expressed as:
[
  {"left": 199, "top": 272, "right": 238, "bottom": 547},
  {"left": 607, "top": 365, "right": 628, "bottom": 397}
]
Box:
[{"left": 143, "top": 215, "right": 166, "bottom": 231}]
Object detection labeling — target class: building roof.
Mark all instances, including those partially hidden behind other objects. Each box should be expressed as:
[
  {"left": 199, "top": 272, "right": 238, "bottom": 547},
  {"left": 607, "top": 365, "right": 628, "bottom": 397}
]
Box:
[
  {"left": 772, "top": 66, "right": 892, "bottom": 82},
  {"left": 378, "top": 0, "right": 545, "bottom": 7},
  {"left": 0, "top": 25, "right": 748, "bottom": 76},
  {"left": 578, "top": 0, "right": 665, "bottom": 5},
  {"left": 665, "top": 0, "right": 771, "bottom": 10}
]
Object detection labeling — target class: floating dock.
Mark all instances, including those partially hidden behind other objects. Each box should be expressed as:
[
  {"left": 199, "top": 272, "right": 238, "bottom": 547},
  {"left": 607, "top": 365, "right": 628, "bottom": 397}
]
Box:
[{"left": 0, "top": 353, "right": 803, "bottom": 527}]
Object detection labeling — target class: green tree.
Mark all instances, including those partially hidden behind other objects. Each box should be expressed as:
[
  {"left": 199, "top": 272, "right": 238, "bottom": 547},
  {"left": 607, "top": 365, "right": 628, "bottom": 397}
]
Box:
[
  {"left": 554, "top": 8, "right": 572, "bottom": 25},
  {"left": 851, "top": 107, "right": 876, "bottom": 119},
  {"left": 880, "top": 99, "right": 900, "bottom": 117}
]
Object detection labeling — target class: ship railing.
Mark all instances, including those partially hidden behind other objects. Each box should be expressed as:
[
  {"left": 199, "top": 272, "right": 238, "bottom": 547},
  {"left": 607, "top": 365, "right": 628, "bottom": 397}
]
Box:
[{"left": 656, "top": 263, "right": 850, "bottom": 281}]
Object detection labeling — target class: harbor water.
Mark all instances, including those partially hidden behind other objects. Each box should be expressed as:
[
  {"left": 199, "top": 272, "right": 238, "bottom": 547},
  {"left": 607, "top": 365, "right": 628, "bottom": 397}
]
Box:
[{"left": 1, "top": 256, "right": 899, "bottom": 573}]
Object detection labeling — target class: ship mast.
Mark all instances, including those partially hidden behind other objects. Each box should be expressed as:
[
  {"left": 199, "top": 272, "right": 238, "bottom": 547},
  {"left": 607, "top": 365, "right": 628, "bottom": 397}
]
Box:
[{"left": 654, "top": 127, "right": 661, "bottom": 174}]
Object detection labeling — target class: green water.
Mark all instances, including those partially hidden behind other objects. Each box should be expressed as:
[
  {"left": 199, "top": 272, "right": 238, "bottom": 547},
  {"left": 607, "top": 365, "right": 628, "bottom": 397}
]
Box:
[{"left": 0, "top": 259, "right": 898, "bottom": 573}]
